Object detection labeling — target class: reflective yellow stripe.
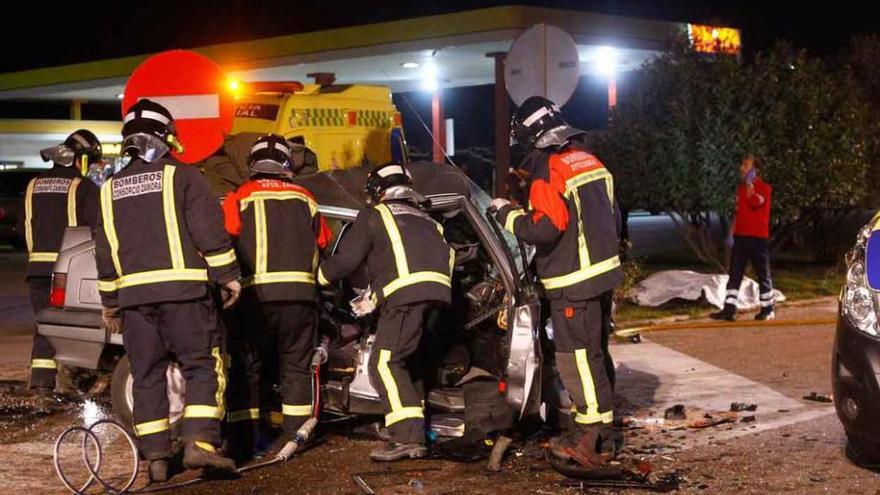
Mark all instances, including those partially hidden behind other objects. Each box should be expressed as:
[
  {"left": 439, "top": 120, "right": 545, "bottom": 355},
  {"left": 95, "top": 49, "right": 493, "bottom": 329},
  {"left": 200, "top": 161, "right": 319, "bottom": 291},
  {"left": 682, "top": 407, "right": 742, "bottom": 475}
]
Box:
[
  {"left": 227, "top": 408, "right": 260, "bottom": 423},
  {"left": 97, "top": 280, "right": 118, "bottom": 292},
  {"left": 541, "top": 167, "right": 619, "bottom": 291},
  {"left": 377, "top": 349, "right": 403, "bottom": 412},
  {"left": 241, "top": 271, "right": 315, "bottom": 287},
  {"left": 184, "top": 405, "right": 224, "bottom": 420},
  {"left": 382, "top": 271, "right": 451, "bottom": 298},
  {"left": 113, "top": 268, "right": 208, "bottom": 289},
  {"left": 385, "top": 407, "right": 424, "bottom": 426},
  {"left": 270, "top": 411, "right": 283, "bottom": 427},
  {"left": 24, "top": 179, "right": 35, "bottom": 253},
  {"left": 564, "top": 168, "right": 611, "bottom": 191},
  {"left": 67, "top": 178, "right": 81, "bottom": 227},
  {"left": 28, "top": 252, "right": 58, "bottom": 263},
  {"left": 212, "top": 347, "right": 226, "bottom": 418},
  {"left": 194, "top": 441, "right": 216, "bottom": 453},
  {"left": 448, "top": 247, "right": 455, "bottom": 275},
  {"left": 100, "top": 180, "right": 123, "bottom": 275},
  {"left": 163, "top": 166, "right": 184, "bottom": 269},
  {"left": 573, "top": 349, "right": 602, "bottom": 424},
  {"left": 540, "top": 256, "right": 621, "bottom": 290},
  {"left": 254, "top": 199, "right": 268, "bottom": 274},
  {"left": 605, "top": 174, "right": 615, "bottom": 210},
  {"left": 574, "top": 409, "right": 614, "bottom": 425},
  {"left": 317, "top": 267, "right": 330, "bottom": 286},
  {"left": 282, "top": 404, "right": 312, "bottom": 417},
  {"left": 31, "top": 359, "right": 57, "bottom": 369},
  {"left": 376, "top": 204, "right": 409, "bottom": 277},
  {"left": 240, "top": 191, "right": 317, "bottom": 216},
  {"left": 571, "top": 189, "right": 590, "bottom": 269},
  {"left": 377, "top": 349, "right": 423, "bottom": 426},
  {"left": 504, "top": 209, "right": 526, "bottom": 234},
  {"left": 204, "top": 249, "right": 236, "bottom": 268},
  {"left": 135, "top": 418, "right": 170, "bottom": 436}
]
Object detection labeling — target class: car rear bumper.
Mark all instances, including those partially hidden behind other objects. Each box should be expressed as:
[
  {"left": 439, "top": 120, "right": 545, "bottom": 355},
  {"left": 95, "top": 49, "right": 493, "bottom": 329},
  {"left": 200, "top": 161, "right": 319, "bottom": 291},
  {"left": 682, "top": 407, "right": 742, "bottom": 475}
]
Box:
[
  {"left": 36, "top": 307, "right": 118, "bottom": 370},
  {"left": 832, "top": 305, "right": 880, "bottom": 443}
]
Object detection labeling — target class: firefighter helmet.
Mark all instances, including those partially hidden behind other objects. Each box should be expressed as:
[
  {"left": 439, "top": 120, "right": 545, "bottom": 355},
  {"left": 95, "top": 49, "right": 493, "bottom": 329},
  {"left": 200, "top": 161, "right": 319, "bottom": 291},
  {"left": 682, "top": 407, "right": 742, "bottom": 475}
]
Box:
[
  {"left": 510, "top": 96, "right": 584, "bottom": 151},
  {"left": 364, "top": 162, "right": 427, "bottom": 206},
  {"left": 248, "top": 134, "right": 292, "bottom": 177},
  {"left": 121, "top": 99, "right": 183, "bottom": 162},
  {"left": 40, "top": 129, "right": 103, "bottom": 173}
]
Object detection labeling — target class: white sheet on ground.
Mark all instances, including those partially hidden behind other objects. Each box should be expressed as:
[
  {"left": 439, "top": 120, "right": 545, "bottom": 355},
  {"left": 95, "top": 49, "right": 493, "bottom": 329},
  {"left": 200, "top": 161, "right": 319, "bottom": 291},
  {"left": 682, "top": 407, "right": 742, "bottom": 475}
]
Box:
[{"left": 627, "top": 269, "right": 786, "bottom": 309}]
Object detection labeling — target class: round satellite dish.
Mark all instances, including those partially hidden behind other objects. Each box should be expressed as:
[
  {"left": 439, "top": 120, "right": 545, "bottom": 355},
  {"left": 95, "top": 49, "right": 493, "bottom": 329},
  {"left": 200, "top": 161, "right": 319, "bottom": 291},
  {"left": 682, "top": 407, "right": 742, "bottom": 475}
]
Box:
[{"left": 505, "top": 24, "right": 581, "bottom": 107}]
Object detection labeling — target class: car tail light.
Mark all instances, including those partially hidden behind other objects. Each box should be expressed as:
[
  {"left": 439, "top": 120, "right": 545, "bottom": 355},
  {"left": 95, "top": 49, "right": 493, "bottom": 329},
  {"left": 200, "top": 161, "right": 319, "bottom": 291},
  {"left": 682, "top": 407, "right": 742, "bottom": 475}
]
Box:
[{"left": 49, "top": 273, "right": 67, "bottom": 308}]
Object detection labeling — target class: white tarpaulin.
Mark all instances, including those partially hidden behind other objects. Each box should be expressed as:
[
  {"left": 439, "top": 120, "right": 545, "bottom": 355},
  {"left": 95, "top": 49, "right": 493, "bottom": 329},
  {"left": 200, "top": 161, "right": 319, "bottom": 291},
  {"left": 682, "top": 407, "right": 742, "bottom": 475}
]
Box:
[{"left": 627, "top": 270, "right": 786, "bottom": 309}]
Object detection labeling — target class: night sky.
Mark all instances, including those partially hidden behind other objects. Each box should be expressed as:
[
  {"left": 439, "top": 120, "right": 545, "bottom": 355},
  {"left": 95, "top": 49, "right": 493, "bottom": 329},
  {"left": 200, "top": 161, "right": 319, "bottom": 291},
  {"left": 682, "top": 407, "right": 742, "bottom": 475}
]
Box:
[
  {"left": 3, "top": 1, "right": 875, "bottom": 73},
  {"left": 2, "top": 1, "right": 877, "bottom": 153}
]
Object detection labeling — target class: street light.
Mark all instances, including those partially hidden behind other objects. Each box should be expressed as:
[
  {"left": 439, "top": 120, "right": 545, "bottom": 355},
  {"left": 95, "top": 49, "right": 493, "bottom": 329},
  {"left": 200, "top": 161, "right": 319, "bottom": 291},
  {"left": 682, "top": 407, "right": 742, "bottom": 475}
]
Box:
[
  {"left": 595, "top": 46, "right": 618, "bottom": 77},
  {"left": 422, "top": 60, "right": 439, "bottom": 92}
]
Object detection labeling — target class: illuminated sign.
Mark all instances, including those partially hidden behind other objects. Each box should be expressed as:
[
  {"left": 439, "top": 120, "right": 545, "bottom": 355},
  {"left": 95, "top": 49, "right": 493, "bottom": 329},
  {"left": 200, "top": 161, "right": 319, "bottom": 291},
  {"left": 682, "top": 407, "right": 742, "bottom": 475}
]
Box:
[{"left": 688, "top": 24, "right": 741, "bottom": 55}]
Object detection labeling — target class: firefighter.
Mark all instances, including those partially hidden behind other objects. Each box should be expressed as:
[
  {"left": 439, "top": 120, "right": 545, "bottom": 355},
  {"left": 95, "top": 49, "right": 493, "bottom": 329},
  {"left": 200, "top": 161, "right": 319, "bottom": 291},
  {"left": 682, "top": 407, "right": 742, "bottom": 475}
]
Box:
[
  {"left": 18, "top": 130, "right": 101, "bottom": 407},
  {"left": 94, "top": 99, "right": 241, "bottom": 481},
  {"left": 711, "top": 155, "right": 775, "bottom": 321},
  {"left": 317, "top": 163, "right": 453, "bottom": 462},
  {"left": 221, "top": 134, "right": 331, "bottom": 461},
  {"left": 492, "top": 96, "right": 623, "bottom": 467}
]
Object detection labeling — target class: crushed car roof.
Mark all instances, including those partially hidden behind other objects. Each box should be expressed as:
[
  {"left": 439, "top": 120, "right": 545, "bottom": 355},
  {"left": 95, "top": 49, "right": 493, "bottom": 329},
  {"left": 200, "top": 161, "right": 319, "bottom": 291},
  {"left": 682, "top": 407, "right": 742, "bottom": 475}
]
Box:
[{"left": 292, "top": 161, "right": 471, "bottom": 211}]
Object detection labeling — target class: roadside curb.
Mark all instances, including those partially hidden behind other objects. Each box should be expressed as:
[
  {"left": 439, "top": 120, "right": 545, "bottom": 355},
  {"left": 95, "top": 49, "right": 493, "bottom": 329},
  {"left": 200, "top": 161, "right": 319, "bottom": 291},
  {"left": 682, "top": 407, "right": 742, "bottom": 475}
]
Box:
[{"left": 618, "top": 295, "right": 838, "bottom": 328}]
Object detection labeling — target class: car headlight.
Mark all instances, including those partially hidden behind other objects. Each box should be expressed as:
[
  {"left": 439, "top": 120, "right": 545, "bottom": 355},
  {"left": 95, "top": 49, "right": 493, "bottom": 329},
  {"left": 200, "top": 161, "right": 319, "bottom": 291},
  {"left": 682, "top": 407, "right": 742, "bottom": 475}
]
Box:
[{"left": 843, "top": 261, "right": 880, "bottom": 337}]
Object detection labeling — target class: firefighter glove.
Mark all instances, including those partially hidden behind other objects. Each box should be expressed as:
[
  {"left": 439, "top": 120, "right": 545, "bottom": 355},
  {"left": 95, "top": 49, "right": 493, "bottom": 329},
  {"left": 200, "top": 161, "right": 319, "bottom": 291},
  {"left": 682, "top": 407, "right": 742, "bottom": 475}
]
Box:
[
  {"left": 102, "top": 306, "right": 123, "bottom": 334},
  {"left": 221, "top": 279, "right": 242, "bottom": 309}
]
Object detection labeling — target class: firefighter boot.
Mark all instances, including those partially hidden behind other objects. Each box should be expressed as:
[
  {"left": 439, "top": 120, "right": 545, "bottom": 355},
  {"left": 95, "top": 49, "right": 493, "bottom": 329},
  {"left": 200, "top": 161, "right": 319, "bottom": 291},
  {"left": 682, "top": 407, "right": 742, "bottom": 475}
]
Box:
[
  {"left": 33, "top": 387, "right": 53, "bottom": 414},
  {"left": 183, "top": 441, "right": 236, "bottom": 474},
  {"left": 369, "top": 442, "right": 428, "bottom": 462}
]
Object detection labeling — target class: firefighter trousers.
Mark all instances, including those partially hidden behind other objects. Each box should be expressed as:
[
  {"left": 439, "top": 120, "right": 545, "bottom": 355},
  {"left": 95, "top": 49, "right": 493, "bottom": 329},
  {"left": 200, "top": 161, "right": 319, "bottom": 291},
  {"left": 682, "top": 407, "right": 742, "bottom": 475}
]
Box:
[
  {"left": 122, "top": 295, "right": 226, "bottom": 460},
  {"left": 28, "top": 276, "right": 56, "bottom": 389},
  {"left": 552, "top": 295, "right": 615, "bottom": 429},
  {"left": 724, "top": 236, "right": 773, "bottom": 311},
  {"left": 226, "top": 297, "right": 318, "bottom": 441},
  {"left": 369, "top": 302, "right": 434, "bottom": 444}
]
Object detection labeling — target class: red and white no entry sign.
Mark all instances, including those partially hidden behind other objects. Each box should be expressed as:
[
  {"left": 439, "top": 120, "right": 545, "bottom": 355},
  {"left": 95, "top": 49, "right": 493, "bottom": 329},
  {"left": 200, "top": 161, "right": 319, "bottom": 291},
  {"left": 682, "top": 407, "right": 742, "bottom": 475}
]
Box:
[{"left": 122, "top": 50, "right": 235, "bottom": 164}]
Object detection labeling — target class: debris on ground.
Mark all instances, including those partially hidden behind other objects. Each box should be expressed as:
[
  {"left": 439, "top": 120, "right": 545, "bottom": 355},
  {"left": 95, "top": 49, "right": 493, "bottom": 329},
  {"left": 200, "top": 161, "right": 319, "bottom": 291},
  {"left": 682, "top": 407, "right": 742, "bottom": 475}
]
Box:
[
  {"left": 741, "top": 416, "right": 757, "bottom": 423},
  {"left": 486, "top": 435, "right": 514, "bottom": 471},
  {"left": 625, "top": 407, "right": 738, "bottom": 431},
  {"left": 351, "top": 467, "right": 442, "bottom": 495},
  {"left": 730, "top": 402, "right": 758, "bottom": 412},
  {"left": 664, "top": 405, "right": 687, "bottom": 420},
  {"left": 559, "top": 472, "right": 683, "bottom": 492},
  {"left": 802, "top": 392, "right": 833, "bottom": 403}
]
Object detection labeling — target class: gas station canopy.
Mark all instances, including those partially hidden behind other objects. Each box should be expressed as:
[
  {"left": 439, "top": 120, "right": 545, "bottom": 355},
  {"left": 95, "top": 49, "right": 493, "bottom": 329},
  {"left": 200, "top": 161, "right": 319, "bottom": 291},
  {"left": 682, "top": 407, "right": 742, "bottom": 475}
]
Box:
[
  {"left": 0, "top": 6, "right": 734, "bottom": 171},
  {"left": 0, "top": 6, "right": 686, "bottom": 101}
]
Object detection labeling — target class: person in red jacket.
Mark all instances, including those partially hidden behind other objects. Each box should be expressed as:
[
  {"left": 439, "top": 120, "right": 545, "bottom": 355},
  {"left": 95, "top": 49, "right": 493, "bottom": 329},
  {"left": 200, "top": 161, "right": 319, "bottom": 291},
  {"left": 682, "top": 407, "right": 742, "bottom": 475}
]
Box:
[{"left": 711, "top": 155, "right": 774, "bottom": 321}]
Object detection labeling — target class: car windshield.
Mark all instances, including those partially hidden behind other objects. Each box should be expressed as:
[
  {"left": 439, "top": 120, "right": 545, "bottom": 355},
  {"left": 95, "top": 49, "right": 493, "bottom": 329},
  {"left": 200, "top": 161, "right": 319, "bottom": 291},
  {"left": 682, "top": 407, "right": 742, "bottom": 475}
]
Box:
[{"left": 465, "top": 179, "right": 527, "bottom": 276}]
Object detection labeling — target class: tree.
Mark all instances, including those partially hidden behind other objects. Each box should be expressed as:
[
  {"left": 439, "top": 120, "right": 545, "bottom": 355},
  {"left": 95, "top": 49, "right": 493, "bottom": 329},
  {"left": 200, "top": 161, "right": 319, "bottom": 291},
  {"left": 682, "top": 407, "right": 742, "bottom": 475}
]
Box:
[{"left": 596, "top": 41, "right": 873, "bottom": 268}]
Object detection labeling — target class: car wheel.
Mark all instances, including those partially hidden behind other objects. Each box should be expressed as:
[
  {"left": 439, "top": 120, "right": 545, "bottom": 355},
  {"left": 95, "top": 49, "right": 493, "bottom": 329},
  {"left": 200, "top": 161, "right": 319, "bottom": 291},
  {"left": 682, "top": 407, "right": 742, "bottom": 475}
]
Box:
[
  {"left": 110, "top": 356, "right": 187, "bottom": 429},
  {"left": 846, "top": 432, "right": 880, "bottom": 468}
]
